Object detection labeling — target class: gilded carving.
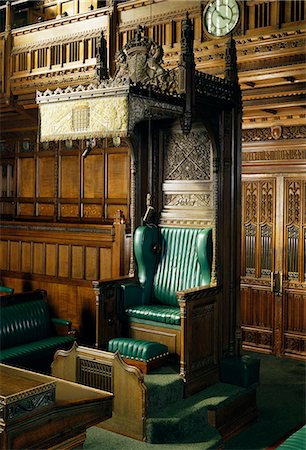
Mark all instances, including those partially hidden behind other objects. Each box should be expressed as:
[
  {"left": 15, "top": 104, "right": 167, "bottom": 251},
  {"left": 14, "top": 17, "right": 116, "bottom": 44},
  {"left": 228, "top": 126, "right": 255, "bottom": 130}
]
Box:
[
  {"left": 242, "top": 125, "right": 306, "bottom": 143},
  {"left": 245, "top": 182, "right": 257, "bottom": 223},
  {"left": 60, "top": 204, "right": 79, "bottom": 217},
  {"left": 164, "top": 131, "right": 211, "bottom": 181},
  {"left": 260, "top": 181, "right": 273, "bottom": 224},
  {"left": 83, "top": 205, "right": 103, "bottom": 218},
  {"left": 164, "top": 193, "right": 211, "bottom": 208},
  {"left": 39, "top": 96, "right": 129, "bottom": 141}
]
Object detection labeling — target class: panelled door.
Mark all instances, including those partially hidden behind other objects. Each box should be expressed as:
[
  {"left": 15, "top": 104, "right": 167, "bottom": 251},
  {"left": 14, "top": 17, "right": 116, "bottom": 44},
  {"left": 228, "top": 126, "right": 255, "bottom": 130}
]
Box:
[{"left": 241, "top": 174, "right": 306, "bottom": 361}]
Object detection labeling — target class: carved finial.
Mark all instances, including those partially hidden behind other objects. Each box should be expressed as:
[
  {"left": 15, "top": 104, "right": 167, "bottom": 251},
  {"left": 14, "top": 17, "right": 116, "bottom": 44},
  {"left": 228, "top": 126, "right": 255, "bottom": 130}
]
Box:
[
  {"left": 179, "top": 14, "right": 195, "bottom": 134},
  {"left": 224, "top": 34, "right": 238, "bottom": 85},
  {"left": 96, "top": 31, "right": 108, "bottom": 80},
  {"left": 113, "top": 210, "right": 125, "bottom": 224}
]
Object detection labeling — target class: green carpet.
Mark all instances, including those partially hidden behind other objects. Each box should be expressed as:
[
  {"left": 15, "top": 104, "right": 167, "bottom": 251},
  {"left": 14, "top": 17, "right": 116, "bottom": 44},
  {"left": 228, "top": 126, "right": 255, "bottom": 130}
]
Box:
[{"left": 84, "top": 352, "right": 305, "bottom": 450}]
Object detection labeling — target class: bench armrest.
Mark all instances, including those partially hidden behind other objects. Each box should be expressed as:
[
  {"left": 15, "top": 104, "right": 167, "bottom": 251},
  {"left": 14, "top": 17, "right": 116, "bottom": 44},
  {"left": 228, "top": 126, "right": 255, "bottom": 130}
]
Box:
[{"left": 51, "top": 317, "right": 75, "bottom": 336}]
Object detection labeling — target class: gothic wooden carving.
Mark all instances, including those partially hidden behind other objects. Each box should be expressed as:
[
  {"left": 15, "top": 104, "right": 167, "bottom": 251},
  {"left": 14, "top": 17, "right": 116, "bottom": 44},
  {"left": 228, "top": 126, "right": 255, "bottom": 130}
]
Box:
[{"left": 164, "top": 131, "right": 211, "bottom": 181}]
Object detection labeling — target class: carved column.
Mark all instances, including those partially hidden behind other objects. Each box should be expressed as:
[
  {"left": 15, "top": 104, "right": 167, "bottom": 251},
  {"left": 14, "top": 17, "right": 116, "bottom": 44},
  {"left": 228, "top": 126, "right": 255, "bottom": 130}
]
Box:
[{"left": 4, "top": 0, "right": 12, "bottom": 101}]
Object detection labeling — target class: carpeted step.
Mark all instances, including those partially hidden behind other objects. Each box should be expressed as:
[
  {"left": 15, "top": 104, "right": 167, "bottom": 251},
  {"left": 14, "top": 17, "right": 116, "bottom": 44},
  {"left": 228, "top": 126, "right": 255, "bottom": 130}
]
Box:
[
  {"left": 144, "top": 367, "right": 184, "bottom": 415},
  {"left": 146, "top": 382, "right": 248, "bottom": 444}
]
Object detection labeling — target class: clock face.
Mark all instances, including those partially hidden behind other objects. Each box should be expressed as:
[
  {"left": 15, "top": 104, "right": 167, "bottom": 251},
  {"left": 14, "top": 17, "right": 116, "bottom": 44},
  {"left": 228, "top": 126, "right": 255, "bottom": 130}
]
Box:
[{"left": 204, "top": 0, "right": 240, "bottom": 37}]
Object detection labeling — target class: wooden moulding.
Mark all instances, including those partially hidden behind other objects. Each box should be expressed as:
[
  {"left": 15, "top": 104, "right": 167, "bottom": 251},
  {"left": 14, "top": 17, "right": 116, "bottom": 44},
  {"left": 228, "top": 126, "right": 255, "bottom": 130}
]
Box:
[
  {"left": 122, "top": 354, "right": 169, "bottom": 374},
  {"left": 207, "top": 387, "right": 258, "bottom": 441}
]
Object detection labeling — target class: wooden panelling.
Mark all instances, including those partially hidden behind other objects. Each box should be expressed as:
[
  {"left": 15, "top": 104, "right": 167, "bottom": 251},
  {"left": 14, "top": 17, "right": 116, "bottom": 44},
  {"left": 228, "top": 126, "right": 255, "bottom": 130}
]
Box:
[
  {"left": 21, "top": 242, "right": 31, "bottom": 273},
  {"left": 0, "top": 241, "right": 8, "bottom": 270},
  {"left": 84, "top": 154, "right": 104, "bottom": 198},
  {"left": 46, "top": 244, "right": 57, "bottom": 276},
  {"left": 33, "top": 242, "right": 44, "bottom": 274},
  {"left": 18, "top": 158, "right": 35, "bottom": 197},
  {"left": 38, "top": 204, "right": 55, "bottom": 217},
  {"left": 85, "top": 247, "right": 98, "bottom": 280},
  {"left": 100, "top": 248, "right": 112, "bottom": 279},
  {"left": 38, "top": 156, "right": 55, "bottom": 197},
  {"left": 108, "top": 153, "right": 129, "bottom": 199},
  {"left": 18, "top": 203, "right": 35, "bottom": 216},
  {"left": 283, "top": 289, "right": 306, "bottom": 359},
  {"left": 10, "top": 241, "right": 20, "bottom": 272},
  {"left": 0, "top": 220, "right": 126, "bottom": 340},
  {"left": 61, "top": 156, "right": 80, "bottom": 198},
  {"left": 71, "top": 245, "right": 83, "bottom": 279},
  {"left": 58, "top": 244, "right": 69, "bottom": 278}
]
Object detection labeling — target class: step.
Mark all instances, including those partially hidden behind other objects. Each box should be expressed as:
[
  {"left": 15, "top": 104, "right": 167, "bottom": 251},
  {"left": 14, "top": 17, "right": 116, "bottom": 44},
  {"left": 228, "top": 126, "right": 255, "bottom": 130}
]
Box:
[
  {"left": 144, "top": 366, "right": 184, "bottom": 416},
  {"left": 146, "top": 382, "right": 251, "bottom": 444}
]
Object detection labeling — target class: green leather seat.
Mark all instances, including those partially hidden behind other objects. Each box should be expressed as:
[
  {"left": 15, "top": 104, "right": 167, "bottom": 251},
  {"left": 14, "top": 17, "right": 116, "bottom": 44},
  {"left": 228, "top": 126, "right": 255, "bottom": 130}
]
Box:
[
  {"left": 108, "top": 337, "right": 168, "bottom": 362},
  {"left": 121, "top": 226, "right": 212, "bottom": 327}
]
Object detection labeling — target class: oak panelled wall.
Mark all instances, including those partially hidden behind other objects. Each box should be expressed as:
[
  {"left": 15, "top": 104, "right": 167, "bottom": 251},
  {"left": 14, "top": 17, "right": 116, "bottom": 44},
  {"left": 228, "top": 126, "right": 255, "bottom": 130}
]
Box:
[
  {"left": 0, "top": 138, "right": 130, "bottom": 342},
  {"left": 241, "top": 130, "right": 306, "bottom": 362}
]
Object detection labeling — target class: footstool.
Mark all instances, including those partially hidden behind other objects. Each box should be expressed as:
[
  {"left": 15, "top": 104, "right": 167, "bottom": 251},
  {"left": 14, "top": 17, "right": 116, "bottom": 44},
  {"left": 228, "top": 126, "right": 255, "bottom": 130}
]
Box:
[{"left": 108, "top": 338, "right": 169, "bottom": 374}]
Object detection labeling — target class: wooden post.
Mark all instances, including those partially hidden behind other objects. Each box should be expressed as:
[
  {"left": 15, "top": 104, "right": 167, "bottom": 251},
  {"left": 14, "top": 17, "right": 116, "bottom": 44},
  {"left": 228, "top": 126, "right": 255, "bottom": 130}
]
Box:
[
  {"left": 112, "top": 210, "right": 126, "bottom": 277},
  {"left": 4, "top": 0, "right": 12, "bottom": 100}
]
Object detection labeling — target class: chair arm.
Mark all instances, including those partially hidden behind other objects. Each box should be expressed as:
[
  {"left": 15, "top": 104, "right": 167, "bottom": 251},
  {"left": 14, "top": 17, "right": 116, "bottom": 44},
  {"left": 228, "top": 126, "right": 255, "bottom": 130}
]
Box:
[
  {"left": 92, "top": 276, "right": 134, "bottom": 291},
  {"left": 121, "top": 283, "right": 143, "bottom": 308},
  {"left": 51, "top": 317, "right": 75, "bottom": 336},
  {"left": 177, "top": 285, "right": 221, "bottom": 303}
]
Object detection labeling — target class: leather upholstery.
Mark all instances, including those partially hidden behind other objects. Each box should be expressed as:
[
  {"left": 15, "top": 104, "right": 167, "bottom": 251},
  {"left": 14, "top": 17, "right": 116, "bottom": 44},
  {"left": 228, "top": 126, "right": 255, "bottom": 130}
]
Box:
[
  {"left": 125, "top": 304, "right": 180, "bottom": 325},
  {"left": 153, "top": 227, "right": 212, "bottom": 306},
  {"left": 0, "top": 286, "right": 14, "bottom": 294},
  {"left": 108, "top": 337, "right": 168, "bottom": 362},
  {"left": 122, "top": 226, "right": 212, "bottom": 325},
  {"left": 0, "top": 296, "right": 75, "bottom": 364}
]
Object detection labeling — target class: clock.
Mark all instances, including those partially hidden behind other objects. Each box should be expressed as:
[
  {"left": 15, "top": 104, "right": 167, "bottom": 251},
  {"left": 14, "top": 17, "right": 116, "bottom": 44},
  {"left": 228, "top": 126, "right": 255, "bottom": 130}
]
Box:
[{"left": 203, "top": 0, "right": 240, "bottom": 38}]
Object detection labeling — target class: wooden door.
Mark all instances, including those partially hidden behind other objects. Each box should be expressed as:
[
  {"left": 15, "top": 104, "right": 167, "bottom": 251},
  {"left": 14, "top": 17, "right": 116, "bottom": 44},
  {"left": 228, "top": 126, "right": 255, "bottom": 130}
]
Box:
[{"left": 241, "top": 175, "right": 306, "bottom": 361}]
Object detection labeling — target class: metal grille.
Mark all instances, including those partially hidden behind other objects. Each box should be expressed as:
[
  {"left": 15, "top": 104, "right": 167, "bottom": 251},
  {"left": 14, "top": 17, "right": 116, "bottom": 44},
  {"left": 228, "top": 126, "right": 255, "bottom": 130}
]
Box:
[{"left": 77, "top": 358, "right": 112, "bottom": 392}]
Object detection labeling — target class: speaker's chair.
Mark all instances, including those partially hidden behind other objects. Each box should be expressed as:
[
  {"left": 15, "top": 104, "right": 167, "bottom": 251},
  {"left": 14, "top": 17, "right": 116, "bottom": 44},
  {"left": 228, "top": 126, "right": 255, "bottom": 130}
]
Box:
[{"left": 94, "top": 225, "right": 220, "bottom": 395}]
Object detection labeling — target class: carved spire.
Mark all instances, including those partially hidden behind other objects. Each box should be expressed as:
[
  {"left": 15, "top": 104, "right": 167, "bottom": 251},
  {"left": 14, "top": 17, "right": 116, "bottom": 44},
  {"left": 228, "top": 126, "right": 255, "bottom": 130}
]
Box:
[
  {"left": 96, "top": 31, "right": 108, "bottom": 80},
  {"left": 179, "top": 12, "right": 195, "bottom": 135},
  {"left": 224, "top": 34, "right": 239, "bottom": 85}
]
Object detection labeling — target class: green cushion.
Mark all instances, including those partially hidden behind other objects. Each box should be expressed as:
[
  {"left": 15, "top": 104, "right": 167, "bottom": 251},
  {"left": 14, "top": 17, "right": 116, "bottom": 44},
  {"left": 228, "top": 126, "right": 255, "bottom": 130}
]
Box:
[
  {"left": 108, "top": 338, "right": 168, "bottom": 362},
  {"left": 0, "top": 335, "right": 75, "bottom": 363},
  {"left": 125, "top": 304, "right": 180, "bottom": 325},
  {"left": 1, "top": 300, "right": 51, "bottom": 349}
]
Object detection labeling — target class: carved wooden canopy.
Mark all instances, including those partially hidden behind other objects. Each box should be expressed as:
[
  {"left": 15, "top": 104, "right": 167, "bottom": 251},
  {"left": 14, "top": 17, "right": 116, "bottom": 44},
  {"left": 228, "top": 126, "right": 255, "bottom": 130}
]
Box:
[{"left": 36, "top": 20, "right": 239, "bottom": 142}]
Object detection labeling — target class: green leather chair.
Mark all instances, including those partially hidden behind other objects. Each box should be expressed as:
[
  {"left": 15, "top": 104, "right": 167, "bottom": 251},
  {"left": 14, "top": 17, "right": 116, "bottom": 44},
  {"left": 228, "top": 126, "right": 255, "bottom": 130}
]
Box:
[
  {"left": 95, "top": 224, "right": 219, "bottom": 394},
  {"left": 120, "top": 225, "right": 212, "bottom": 327}
]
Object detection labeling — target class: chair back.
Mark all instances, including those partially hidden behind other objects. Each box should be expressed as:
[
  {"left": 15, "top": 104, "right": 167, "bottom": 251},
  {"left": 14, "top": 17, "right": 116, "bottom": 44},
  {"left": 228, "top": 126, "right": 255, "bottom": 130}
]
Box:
[
  {"left": 134, "top": 226, "right": 212, "bottom": 307},
  {"left": 153, "top": 227, "right": 212, "bottom": 306}
]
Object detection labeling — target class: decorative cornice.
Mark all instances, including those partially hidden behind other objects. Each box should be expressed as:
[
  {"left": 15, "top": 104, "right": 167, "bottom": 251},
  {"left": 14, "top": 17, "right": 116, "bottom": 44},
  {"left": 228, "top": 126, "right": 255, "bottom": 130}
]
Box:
[
  {"left": 118, "top": 5, "right": 200, "bottom": 30},
  {"left": 12, "top": 28, "right": 105, "bottom": 54},
  {"left": 242, "top": 125, "right": 306, "bottom": 143}
]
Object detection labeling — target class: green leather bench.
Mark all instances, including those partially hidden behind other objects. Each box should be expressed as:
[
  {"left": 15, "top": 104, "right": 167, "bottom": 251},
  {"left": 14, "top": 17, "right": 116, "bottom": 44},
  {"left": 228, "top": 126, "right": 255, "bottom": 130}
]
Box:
[
  {"left": 108, "top": 337, "right": 169, "bottom": 373},
  {"left": 0, "top": 289, "right": 76, "bottom": 373}
]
